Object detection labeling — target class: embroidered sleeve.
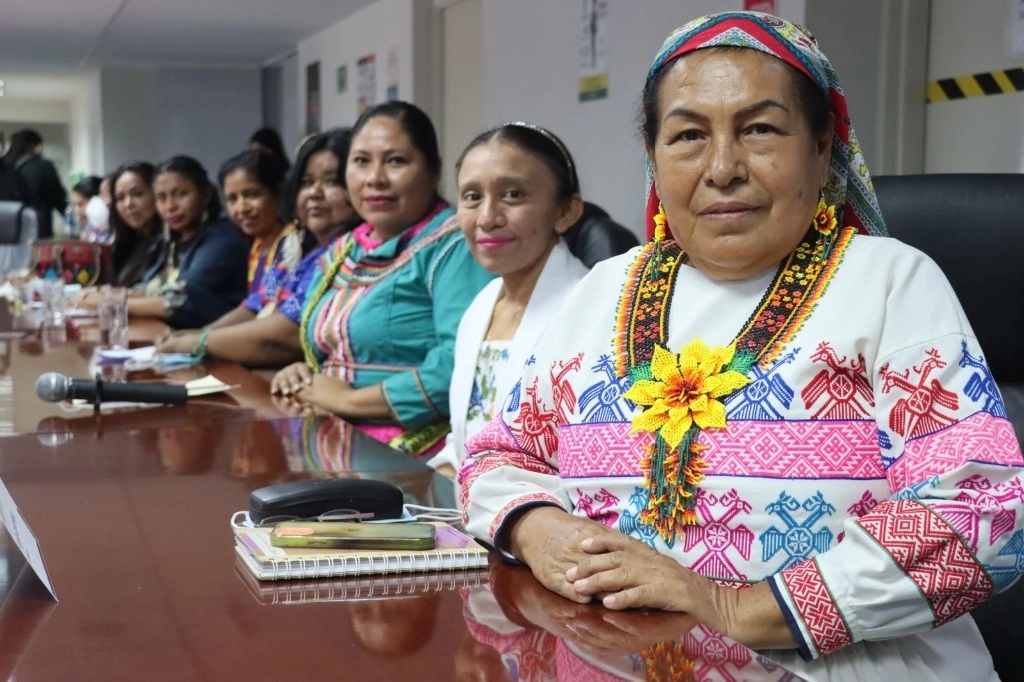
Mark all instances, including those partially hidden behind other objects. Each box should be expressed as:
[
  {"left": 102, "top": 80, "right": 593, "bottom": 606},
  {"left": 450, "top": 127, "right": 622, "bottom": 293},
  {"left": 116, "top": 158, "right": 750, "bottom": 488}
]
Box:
[
  {"left": 460, "top": 350, "right": 574, "bottom": 551},
  {"left": 381, "top": 237, "right": 493, "bottom": 428},
  {"left": 770, "top": 255, "right": 1024, "bottom": 660}
]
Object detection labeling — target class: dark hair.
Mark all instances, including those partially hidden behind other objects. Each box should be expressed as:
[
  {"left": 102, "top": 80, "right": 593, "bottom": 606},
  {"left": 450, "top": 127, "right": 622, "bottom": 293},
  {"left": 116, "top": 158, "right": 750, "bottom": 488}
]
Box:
[
  {"left": 351, "top": 101, "right": 441, "bottom": 177},
  {"left": 218, "top": 149, "right": 288, "bottom": 197},
  {"left": 639, "top": 47, "right": 832, "bottom": 148},
  {"left": 72, "top": 175, "right": 103, "bottom": 198},
  {"left": 249, "top": 126, "right": 291, "bottom": 172},
  {"left": 154, "top": 155, "right": 222, "bottom": 226},
  {"left": 287, "top": 128, "right": 360, "bottom": 227},
  {"left": 3, "top": 129, "right": 42, "bottom": 165},
  {"left": 108, "top": 161, "right": 159, "bottom": 279},
  {"left": 456, "top": 123, "right": 580, "bottom": 200}
]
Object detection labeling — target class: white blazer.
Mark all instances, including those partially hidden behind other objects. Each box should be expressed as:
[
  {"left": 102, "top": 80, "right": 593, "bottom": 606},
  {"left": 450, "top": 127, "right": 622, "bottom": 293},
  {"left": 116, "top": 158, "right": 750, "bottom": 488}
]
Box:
[{"left": 429, "top": 240, "right": 588, "bottom": 474}]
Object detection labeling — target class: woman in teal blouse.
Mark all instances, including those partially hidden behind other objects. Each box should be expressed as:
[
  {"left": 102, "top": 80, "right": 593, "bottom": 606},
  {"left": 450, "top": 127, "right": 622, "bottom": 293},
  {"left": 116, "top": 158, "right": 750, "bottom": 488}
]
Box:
[{"left": 271, "top": 102, "right": 494, "bottom": 455}]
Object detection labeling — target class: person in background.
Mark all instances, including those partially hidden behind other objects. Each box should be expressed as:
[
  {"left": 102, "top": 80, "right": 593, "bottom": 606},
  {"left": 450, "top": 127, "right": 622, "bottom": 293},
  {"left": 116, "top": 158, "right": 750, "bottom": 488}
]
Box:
[
  {"left": 84, "top": 176, "right": 113, "bottom": 243},
  {"left": 249, "top": 126, "right": 291, "bottom": 174},
  {"left": 73, "top": 161, "right": 162, "bottom": 289},
  {"left": 215, "top": 149, "right": 305, "bottom": 326},
  {"left": 2, "top": 129, "right": 67, "bottom": 240},
  {"left": 71, "top": 175, "right": 112, "bottom": 244},
  {"left": 122, "top": 155, "right": 249, "bottom": 328},
  {"left": 460, "top": 11, "right": 1023, "bottom": 679},
  {"left": 270, "top": 101, "right": 494, "bottom": 456},
  {"left": 427, "top": 122, "right": 587, "bottom": 481},
  {"left": 156, "top": 129, "right": 361, "bottom": 365}
]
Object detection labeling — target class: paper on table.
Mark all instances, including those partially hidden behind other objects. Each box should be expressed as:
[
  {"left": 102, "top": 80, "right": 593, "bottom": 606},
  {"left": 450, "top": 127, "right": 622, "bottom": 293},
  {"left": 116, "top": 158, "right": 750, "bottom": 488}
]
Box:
[
  {"left": 96, "top": 345, "right": 155, "bottom": 362},
  {"left": 65, "top": 307, "right": 98, "bottom": 319},
  {"left": 186, "top": 375, "right": 238, "bottom": 397}
]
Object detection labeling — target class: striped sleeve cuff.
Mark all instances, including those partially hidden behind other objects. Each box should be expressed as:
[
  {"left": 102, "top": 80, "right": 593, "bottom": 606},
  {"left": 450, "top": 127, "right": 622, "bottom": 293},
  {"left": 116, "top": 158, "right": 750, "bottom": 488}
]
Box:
[
  {"left": 491, "top": 498, "right": 565, "bottom": 564},
  {"left": 770, "top": 558, "right": 853, "bottom": 660}
]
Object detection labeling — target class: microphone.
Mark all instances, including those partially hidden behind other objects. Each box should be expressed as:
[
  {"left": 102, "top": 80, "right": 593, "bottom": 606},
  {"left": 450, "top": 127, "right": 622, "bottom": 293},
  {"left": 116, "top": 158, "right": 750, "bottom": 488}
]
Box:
[{"left": 35, "top": 372, "right": 189, "bottom": 406}]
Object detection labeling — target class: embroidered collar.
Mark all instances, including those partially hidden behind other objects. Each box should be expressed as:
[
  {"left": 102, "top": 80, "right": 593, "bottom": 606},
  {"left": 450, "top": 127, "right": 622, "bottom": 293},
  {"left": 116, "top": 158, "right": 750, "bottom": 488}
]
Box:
[{"left": 616, "top": 205, "right": 853, "bottom": 544}]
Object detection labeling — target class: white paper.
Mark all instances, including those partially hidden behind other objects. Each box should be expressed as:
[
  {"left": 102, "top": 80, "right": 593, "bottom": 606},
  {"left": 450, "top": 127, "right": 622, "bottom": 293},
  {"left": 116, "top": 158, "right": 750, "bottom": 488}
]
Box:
[
  {"left": 185, "top": 375, "right": 237, "bottom": 397},
  {"left": 0, "top": 477, "right": 57, "bottom": 599},
  {"left": 96, "top": 345, "right": 155, "bottom": 362}
]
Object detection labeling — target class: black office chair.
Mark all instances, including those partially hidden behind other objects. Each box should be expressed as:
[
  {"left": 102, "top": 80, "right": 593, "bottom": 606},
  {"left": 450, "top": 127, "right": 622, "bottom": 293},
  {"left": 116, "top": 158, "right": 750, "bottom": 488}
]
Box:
[
  {"left": 562, "top": 201, "right": 640, "bottom": 268},
  {"left": 874, "top": 173, "right": 1024, "bottom": 682}
]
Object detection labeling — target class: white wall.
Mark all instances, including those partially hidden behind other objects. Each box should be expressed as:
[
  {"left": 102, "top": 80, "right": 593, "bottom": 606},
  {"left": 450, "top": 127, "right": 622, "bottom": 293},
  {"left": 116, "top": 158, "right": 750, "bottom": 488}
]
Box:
[
  {"left": 70, "top": 70, "right": 104, "bottom": 177},
  {"left": 926, "top": 0, "right": 1024, "bottom": 172},
  {"left": 296, "top": 0, "right": 420, "bottom": 130},
  {"left": 805, "top": 0, "right": 929, "bottom": 176},
  {"left": 156, "top": 67, "right": 262, "bottom": 175},
  {"left": 101, "top": 66, "right": 261, "bottom": 177},
  {"left": 0, "top": 99, "right": 72, "bottom": 124},
  {"left": 478, "top": 1, "right": 807, "bottom": 235},
  {"left": 101, "top": 68, "right": 161, "bottom": 171}
]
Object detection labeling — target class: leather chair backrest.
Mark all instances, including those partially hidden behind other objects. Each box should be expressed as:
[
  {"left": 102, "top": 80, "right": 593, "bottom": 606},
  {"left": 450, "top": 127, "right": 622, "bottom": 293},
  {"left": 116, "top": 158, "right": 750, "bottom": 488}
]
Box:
[
  {"left": 0, "top": 202, "right": 38, "bottom": 273},
  {"left": 562, "top": 201, "right": 640, "bottom": 268},
  {"left": 873, "top": 174, "right": 1024, "bottom": 385},
  {"left": 874, "top": 174, "right": 1024, "bottom": 682},
  {"left": 0, "top": 201, "right": 36, "bottom": 245}
]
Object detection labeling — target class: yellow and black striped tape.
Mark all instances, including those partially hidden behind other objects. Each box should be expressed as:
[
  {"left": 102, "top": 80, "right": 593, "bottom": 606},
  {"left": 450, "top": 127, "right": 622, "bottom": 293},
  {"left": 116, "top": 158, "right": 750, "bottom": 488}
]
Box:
[{"left": 928, "top": 68, "right": 1024, "bottom": 103}]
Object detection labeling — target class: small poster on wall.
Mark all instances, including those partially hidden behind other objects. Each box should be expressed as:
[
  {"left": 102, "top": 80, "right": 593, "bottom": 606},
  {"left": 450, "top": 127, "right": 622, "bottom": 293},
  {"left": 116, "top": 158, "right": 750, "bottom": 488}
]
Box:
[
  {"left": 357, "top": 54, "right": 377, "bottom": 115},
  {"left": 578, "top": 0, "right": 609, "bottom": 102},
  {"left": 336, "top": 65, "right": 348, "bottom": 94},
  {"left": 306, "top": 62, "right": 322, "bottom": 134},
  {"left": 386, "top": 47, "right": 399, "bottom": 101},
  {"left": 744, "top": 0, "right": 775, "bottom": 12}
]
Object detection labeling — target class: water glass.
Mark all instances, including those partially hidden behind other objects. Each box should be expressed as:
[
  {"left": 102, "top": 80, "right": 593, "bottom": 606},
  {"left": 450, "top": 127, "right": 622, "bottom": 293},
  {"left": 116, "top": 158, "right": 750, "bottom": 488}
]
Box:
[
  {"left": 12, "top": 279, "right": 33, "bottom": 314},
  {"left": 41, "top": 278, "right": 65, "bottom": 326},
  {"left": 98, "top": 287, "right": 129, "bottom": 350}
]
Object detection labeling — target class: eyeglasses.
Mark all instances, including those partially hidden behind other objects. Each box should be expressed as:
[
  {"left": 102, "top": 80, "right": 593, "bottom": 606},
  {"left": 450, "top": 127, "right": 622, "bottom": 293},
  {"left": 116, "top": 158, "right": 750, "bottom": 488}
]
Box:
[{"left": 255, "top": 508, "right": 377, "bottom": 528}]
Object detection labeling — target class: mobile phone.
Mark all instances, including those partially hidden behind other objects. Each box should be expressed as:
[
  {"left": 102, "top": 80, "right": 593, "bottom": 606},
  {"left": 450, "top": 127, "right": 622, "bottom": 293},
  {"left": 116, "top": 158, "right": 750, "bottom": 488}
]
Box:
[{"left": 269, "top": 522, "right": 437, "bottom": 550}]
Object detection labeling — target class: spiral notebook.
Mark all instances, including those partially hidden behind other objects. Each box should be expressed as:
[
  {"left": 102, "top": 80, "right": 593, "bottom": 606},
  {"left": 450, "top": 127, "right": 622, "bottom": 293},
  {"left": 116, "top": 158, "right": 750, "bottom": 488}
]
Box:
[
  {"left": 235, "top": 559, "right": 490, "bottom": 604},
  {"left": 234, "top": 522, "right": 490, "bottom": 581}
]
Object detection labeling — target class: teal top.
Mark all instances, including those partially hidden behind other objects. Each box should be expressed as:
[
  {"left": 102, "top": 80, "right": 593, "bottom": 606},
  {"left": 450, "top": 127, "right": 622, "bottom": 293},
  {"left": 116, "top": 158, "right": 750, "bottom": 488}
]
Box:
[{"left": 301, "top": 203, "right": 494, "bottom": 429}]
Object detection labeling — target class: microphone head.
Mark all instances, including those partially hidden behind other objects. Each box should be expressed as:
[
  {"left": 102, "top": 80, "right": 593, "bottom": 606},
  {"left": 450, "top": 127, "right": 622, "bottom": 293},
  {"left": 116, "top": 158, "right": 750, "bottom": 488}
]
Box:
[{"left": 35, "top": 372, "right": 70, "bottom": 403}]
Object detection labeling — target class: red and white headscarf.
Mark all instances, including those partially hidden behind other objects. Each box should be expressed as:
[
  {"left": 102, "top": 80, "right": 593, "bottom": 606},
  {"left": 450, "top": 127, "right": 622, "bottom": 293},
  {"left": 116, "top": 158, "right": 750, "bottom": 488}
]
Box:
[{"left": 643, "top": 11, "right": 888, "bottom": 240}]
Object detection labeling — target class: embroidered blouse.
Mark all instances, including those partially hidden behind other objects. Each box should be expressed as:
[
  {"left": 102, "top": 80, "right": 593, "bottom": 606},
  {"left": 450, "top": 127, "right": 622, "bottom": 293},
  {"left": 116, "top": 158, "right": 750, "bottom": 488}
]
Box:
[
  {"left": 300, "top": 203, "right": 494, "bottom": 429},
  {"left": 242, "top": 223, "right": 304, "bottom": 317},
  {"left": 460, "top": 234, "right": 1024, "bottom": 675}
]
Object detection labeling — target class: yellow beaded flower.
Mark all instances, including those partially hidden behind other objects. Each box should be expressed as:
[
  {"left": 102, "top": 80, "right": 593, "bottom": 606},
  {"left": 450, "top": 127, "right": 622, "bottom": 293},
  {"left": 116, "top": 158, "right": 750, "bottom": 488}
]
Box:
[
  {"left": 624, "top": 340, "right": 751, "bottom": 450},
  {"left": 814, "top": 197, "right": 837, "bottom": 235}
]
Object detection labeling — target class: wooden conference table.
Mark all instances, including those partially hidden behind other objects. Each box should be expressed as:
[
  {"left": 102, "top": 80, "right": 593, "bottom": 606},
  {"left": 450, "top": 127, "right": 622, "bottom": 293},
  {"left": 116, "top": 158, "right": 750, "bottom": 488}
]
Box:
[{"left": 0, "top": 304, "right": 810, "bottom": 680}]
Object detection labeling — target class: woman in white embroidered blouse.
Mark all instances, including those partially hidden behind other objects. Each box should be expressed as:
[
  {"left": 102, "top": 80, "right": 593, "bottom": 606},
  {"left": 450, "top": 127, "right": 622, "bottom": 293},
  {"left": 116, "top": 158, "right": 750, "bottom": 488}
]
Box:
[{"left": 428, "top": 123, "right": 589, "bottom": 479}]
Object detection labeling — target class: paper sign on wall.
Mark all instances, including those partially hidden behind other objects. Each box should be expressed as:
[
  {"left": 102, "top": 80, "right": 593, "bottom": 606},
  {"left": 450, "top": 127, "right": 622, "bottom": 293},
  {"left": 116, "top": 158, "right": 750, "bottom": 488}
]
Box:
[
  {"left": 386, "top": 47, "right": 399, "bottom": 101},
  {"left": 357, "top": 54, "right": 377, "bottom": 115},
  {"left": 578, "top": 0, "right": 609, "bottom": 102}
]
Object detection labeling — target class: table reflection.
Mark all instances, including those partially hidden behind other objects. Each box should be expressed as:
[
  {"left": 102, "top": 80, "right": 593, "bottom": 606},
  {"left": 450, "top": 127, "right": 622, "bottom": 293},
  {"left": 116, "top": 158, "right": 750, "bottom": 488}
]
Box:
[
  {"left": 230, "top": 415, "right": 451, "bottom": 510},
  {"left": 461, "top": 562, "right": 806, "bottom": 682}
]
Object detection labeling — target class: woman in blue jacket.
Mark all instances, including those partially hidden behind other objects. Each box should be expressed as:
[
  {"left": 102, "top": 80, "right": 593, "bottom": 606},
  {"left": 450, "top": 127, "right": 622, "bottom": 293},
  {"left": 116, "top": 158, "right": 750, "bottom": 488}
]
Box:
[{"left": 128, "top": 155, "right": 250, "bottom": 328}]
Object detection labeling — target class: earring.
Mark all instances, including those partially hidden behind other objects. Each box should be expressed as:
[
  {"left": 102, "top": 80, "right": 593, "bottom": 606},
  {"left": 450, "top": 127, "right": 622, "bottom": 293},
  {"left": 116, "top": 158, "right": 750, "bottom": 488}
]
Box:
[
  {"left": 653, "top": 204, "right": 669, "bottom": 241},
  {"left": 813, "top": 193, "right": 836, "bottom": 236}
]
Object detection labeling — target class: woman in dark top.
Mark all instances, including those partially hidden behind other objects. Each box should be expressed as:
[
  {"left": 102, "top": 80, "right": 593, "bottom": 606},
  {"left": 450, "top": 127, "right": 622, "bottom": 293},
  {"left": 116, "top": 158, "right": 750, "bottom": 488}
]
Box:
[
  {"left": 126, "top": 156, "right": 250, "bottom": 328},
  {"left": 107, "top": 162, "right": 163, "bottom": 287},
  {"left": 2, "top": 129, "right": 67, "bottom": 240}
]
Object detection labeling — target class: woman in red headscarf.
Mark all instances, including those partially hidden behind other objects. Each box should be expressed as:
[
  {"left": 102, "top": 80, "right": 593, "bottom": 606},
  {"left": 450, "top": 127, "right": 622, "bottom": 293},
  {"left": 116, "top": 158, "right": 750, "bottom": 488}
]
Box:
[{"left": 460, "top": 11, "right": 1022, "bottom": 679}]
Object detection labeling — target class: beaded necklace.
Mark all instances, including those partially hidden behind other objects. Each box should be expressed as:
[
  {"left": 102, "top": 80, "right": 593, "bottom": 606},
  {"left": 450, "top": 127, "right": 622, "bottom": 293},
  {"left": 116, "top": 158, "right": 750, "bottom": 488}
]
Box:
[
  {"left": 298, "top": 237, "right": 356, "bottom": 371},
  {"left": 617, "top": 200, "right": 854, "bottom": 544}
]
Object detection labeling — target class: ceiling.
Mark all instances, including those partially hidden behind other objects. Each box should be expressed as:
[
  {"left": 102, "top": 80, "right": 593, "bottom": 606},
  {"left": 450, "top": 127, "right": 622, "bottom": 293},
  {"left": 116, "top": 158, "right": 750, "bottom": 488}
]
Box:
[{"left": 0, "top": 0, "right": 376, "bottom": 79}]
